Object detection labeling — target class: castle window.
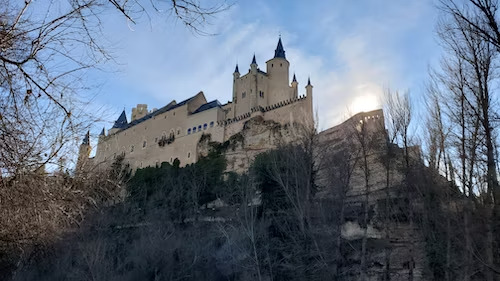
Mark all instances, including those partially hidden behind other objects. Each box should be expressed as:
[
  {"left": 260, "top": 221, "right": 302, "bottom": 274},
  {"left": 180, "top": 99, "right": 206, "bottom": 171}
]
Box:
[
  {"left": 130, "top": 145, "right": 134, "bottom": 152},
  {"left": 173, "top": 112, "right": 175, "bottom": 116},
  {"left": 154, "top": 137, "right": 158, "bottom": 143},
  {"left": 280, "top": 63, "right": 282, "bottom": 67},
  {"left": 143, "top": 140, "right": 147, "bottom": 148},
  {"left": 235, "top": 98, "right": 237, "bottom": 104},
  {"left": 177, "top": 129, "right": 180, "bottom": 135},
  {"left": 188, "top": 128, "right": 191, "bottom": 134},
  {"left": 198, "top": 125, "right": 202, "bottom": 131},
  {"left": 203, "top": 123, "right": 207, "bottom": 130},
  {"left": 242, "top": 92, "right": 246, "bottom": 98},
  {"left": 271, "top": 63, "right": 273, "bottom": 67},
  {"left": 193, "top": 127, "right": 196, "bottom": 133},
  {"left": 187, "top": 152, "right": 191, "bottom": 158},
  {"left": 210, "top": 121, "right": 214, "bottom": 127},
  {"left": 259, "top": 91, "right": 264, "bottom": 98}
]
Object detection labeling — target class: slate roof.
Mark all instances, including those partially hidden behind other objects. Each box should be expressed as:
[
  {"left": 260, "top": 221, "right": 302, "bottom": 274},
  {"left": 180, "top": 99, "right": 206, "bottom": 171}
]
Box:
[
  {"left": 82, "top": 131, "right": 90, "bottom": 145},
  {"left": 112, "top": 110, "right": 128, "bottom": 129},
  {"left": 192, "top": 100, "right": 222, "bottom": 114},
  {"left": 109, "top": 94, "right": 221, "bottom": 134},
  {"left": 274, "top": 37, "right": 286, "bottom": 59}
]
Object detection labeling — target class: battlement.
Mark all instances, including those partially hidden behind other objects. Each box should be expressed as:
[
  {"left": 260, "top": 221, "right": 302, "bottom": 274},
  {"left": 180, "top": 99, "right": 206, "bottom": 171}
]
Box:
[{"left": 218, "top": 94, "right": 309, "bottom": 126}]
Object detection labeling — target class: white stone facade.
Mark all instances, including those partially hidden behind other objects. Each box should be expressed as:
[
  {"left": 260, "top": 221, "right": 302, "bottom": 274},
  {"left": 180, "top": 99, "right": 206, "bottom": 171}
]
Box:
[{"left": 78, "top": 38, "right": 314, "bottom": 171}]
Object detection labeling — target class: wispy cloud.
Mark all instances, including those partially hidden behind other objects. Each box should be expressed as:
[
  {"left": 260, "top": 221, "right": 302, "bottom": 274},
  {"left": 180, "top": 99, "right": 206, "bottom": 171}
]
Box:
[{"left": 88, "top": 0, "right": 439, "bottom": 133}]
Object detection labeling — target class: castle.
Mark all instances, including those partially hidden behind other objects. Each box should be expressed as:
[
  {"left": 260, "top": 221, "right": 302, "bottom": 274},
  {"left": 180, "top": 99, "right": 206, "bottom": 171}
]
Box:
[{"left": 77, "top": 37, "right": 314, "bottom": 171}]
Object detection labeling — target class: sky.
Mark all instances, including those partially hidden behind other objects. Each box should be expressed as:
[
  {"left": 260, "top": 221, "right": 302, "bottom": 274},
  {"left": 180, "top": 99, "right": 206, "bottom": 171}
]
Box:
[{"left": 86, "top": 0, "right": 441, "bottom": 133}]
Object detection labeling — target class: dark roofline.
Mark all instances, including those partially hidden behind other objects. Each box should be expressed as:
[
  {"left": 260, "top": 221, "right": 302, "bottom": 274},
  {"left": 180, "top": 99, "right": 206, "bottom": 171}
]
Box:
[
  {"left": 109, "top": 93, "right": 219, "bottom": 135},
  {"left": 192, "top": 100, "right": 222, "bottom": 114}
]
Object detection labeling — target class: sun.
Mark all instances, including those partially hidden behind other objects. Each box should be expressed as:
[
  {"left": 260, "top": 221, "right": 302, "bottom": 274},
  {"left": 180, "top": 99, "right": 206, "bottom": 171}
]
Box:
[{"left": 350, "top": 94, "right": 380, "bottom": 114}]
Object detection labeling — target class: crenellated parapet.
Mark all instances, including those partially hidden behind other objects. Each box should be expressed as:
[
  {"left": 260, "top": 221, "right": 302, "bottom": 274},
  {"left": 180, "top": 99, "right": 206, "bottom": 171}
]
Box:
[{"left": 217, "top": 94, "right": 310, "bottom": 127}]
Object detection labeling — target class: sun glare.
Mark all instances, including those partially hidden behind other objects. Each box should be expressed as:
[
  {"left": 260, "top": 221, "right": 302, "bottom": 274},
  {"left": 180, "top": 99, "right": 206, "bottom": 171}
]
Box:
[{"left": 350, "top": 94, "right": 380, "bottom": 114}]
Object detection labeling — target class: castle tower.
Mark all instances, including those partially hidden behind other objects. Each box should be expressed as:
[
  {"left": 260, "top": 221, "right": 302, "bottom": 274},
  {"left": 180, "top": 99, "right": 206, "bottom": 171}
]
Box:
[
  {"left": 266, "top": 37, "right": 291, "bottom": 105},
  {"left": 291, "top": 73, "right": 298, "bottom": 97},
  {"left": 98, "top": 127, "right": 105, "bottom": 143},
  {"left": 250, "top": 54, "right": 258, "bottom": 74},
  {"left": 108, "top": 110, "right": 128, "bottom": 135},
  {"left": 76, "top": 130, "right": 92, "bottom": 172},
  {"left": 306, "top": 77, "right": 313, "bottom": 97},
  {"left": 132, "top": 104, "right": 148, "bottom": 121}
]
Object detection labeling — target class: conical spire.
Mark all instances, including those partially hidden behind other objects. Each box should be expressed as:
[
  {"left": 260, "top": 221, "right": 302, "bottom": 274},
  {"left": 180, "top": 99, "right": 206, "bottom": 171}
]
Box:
[
  {"left": 234, "top": 63, "right": 239, "bottom": 73},
  {"left": 251, "top": 54, "right": 257, "bottom": 65},
  {"left": 292, "top": 73, "right": 297, "bottom": 83},
  {"left": 307, "top": 77, "right": 312, "bottom": 86},
  {"left": 82, "top": 130, "right": 90, "bottom": 145},
  {"left": 99, "top": 127, "right": 105, "bottom": 136},
  {"left": 274, "top": 37, "right": 286, "bottom": 59},
  {"left": 112, "top": 110, "right": 128, "bottom": 129}
]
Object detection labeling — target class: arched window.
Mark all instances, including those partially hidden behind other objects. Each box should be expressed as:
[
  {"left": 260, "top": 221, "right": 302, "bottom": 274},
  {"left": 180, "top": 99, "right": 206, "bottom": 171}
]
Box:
[
  {"left": 210, "top": 121, "right": 214, "bottom": 128},
  {"left": 193, "top": 127, "right": 196, "bottom": 133},
  {"left": 203, "top": 123, "right": 207, "bottom": 130},
  {"left": 188, "top": 128, "right": 191, "bottom": 134},
  {"left": 143, "top": 140, "right": 147, "bottom": 148},
  {"left": 130, "top": 145, "right": 134, "bottom": 152},
  {"left": 242, "top": 92, "right": 246, "bottom": 98},
  {"left": 198, "top": 125, "right": 202, "bottom": 131}
]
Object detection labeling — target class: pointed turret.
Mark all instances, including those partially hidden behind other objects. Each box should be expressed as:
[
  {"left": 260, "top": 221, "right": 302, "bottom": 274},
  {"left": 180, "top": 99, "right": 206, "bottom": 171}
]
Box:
[
  {"left": 82, "top": 130, "right": 90, "bottom": 145},
  {"left": 250, "top": 54, "right": 257, "bottom": 74},
  {"left": 76, "top": 130, "right": 92, "bottom": 172},
  {"left": 99, "top": 127, "right": 105, "bottom": 136},
  {"left": 112, "top": 110, "right": 128, "bottom": 129},
  {"left": 233, "top": 63, "right": 240, "bottom": 79},
  {"left": 291, "top": 73, "right": 298, "bottom": 97},
  {"left": 274, "top": 37, "right": 286, "bottom": 59},
  {"left": 306, "top": 76, "right": 313, "bottom": 97}
]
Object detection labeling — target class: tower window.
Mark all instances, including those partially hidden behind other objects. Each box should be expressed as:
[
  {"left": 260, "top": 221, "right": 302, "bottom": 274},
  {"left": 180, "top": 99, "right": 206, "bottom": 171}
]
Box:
[
  {"left": 198, "top": 125, "right": 202, "bottom": 131},
  {"left": 242, "top": 92, "right": 246, "bottom": 98},
  {"left": 271, "top": 64, "right": 273, "bottom": 67},
  {"left": 203, "top": 123, "right": 207, "bottom": 130},
  {"left": 188, "top": 128, "right": 191, "bottom": 134},
  {"left": 280, "top": 63, "right": 282, "bottom": 67},
  {"left": 177, "top": 129, "right": 180, "bottom": 135},
  {"left": 259, "top": 91, "right": 264, "bottom": 98},
  {"left": 210, "top": 121, "right": 214, "bottom": 127},
  {"left": 193, "top": 127, "right": 196, "bottom": 133},
  {"left": 130, "top": 145, "right": 134, "bottom": 152},
  {"left": 187, "top": 152, "right": 191, "bottom": 158},
  {"left": 143, "top": 140, "right": 147, "bottom": 148}
]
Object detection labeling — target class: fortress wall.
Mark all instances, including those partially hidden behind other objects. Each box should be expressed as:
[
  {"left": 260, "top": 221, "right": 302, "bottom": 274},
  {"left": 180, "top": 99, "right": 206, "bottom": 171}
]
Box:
[
  {"left": 94, "top": 105, "right": 224, "bottom": 170},
  {"left": 262, "top": 95, "right": 312, "bottom": 127}
]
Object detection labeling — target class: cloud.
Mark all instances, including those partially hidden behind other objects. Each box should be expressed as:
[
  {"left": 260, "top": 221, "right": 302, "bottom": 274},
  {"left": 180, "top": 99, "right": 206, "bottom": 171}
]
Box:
[{"left": 88, "top": 0, "right": 439, "bottom": 134}]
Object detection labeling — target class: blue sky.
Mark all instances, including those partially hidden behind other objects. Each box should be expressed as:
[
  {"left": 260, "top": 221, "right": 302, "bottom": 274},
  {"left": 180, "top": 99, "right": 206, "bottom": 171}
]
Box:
[{"left": 86, "top": 0, "right": 440, "bottom": 133}]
